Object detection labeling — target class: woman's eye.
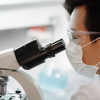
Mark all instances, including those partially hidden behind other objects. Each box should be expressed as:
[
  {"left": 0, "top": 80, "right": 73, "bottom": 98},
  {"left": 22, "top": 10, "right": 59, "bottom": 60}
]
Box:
[{"left": 73, "top": 37, "right": 77, "bottom": 39}]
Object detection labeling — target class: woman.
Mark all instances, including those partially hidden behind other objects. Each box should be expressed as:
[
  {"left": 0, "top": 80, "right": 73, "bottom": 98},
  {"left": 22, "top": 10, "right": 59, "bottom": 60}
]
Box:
[{"left": 64, "top": 0, "right": 100, "bottom": 99}]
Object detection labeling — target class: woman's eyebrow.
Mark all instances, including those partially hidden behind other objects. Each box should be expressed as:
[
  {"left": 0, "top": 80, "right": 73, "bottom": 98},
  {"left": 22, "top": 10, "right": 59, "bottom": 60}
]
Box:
[{"left": 70, "top": 28, "right": 77, "bottom": 31}]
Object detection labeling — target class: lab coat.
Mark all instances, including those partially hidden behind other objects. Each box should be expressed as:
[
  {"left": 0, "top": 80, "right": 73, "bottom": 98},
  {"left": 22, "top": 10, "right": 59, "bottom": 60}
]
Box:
[{"left": 71, "top": 80, "right": 100, "bottom": 100}]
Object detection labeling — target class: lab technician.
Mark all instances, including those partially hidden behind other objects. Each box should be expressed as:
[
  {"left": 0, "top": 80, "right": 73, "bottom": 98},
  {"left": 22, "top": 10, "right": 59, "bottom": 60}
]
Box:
[{"left": 64, "top": 0, "right": 100, "bottom": 100}]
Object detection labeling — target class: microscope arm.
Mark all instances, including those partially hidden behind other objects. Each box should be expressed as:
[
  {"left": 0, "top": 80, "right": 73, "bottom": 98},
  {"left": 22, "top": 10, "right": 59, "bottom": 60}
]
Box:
[
  {"left": 0, "top": 48, "right": 20, "bottom": 70},
  {"left": 0, "top": 48, "right": 44, "bottom": 100},
  {"left": 5, "top": 69, "right": 44, "bottom": 100}
]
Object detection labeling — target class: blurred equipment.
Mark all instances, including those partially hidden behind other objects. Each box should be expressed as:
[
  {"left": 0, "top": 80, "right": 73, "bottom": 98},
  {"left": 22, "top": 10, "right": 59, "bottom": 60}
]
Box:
[
  {"left": 0, "top": 39, "right": 66, "bottom": 100},
  {"left": 38, "top": 65, "right": 68, "bottom": 92},
  {"left": 38, "top": 48, "right": 68, "bottom": 93},
  {"left": 26, "top": 27, "right": 52, "bottom": 45}
]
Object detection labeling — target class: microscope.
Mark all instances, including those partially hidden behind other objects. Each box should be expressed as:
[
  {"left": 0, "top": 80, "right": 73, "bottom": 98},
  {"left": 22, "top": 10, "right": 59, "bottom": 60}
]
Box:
[{"left": 0, "top": 39, "right": 66, "bottom": 100}]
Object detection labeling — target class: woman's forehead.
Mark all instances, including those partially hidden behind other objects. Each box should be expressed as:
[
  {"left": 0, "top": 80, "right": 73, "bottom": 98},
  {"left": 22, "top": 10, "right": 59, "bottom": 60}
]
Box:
[{"left": 69, "top": 5, "right": 87, "bottom": 32}]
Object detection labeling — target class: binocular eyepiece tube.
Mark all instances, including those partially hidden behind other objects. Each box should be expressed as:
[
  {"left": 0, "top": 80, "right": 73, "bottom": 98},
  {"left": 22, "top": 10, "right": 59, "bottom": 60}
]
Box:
[{"left": 14, "top": 39, "right": 66, "bottom": 70}]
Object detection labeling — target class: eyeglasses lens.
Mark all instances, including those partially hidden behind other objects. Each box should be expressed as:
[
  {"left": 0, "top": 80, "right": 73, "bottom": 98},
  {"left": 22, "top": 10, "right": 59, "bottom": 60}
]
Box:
[{"left": 67, "top": 29, "right": 85, "bottom": 44}]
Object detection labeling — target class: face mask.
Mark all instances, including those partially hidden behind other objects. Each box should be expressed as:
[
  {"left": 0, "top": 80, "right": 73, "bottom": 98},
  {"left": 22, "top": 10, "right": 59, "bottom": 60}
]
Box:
[{"left": 66, "top": 37, "right": 100, "bottom": 78}]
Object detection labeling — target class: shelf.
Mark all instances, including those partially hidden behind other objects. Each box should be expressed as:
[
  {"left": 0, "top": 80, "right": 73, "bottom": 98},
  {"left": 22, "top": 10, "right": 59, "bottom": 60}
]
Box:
[
  {"left": 0, "top": 0, "right": 64, "bottom": 6},
  {"left": 0, "top": 0, "right": 65, "bottom": 31}
]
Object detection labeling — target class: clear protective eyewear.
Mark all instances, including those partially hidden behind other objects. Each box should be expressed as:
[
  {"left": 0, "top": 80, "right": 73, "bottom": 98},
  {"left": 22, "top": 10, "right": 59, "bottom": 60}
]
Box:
[{"left": 67, "top": 27, "right": 100, "bottom": 44}]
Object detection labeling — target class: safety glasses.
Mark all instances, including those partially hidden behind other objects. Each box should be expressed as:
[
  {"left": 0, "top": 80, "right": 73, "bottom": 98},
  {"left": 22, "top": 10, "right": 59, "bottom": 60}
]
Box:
[{"left": 67, "top": 27, "right": 100, "bottom": 44}]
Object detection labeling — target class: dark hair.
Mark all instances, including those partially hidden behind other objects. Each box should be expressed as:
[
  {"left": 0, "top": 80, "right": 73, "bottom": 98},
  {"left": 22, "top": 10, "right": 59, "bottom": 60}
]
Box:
[{"left": 63, "top": 0, "right": 100, "bottom": 42}]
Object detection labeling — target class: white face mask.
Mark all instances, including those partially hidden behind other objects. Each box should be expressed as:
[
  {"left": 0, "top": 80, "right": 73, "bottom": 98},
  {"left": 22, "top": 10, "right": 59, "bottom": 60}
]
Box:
[{"left": 66, "top": 37, "right": 100, "bottom": 78}]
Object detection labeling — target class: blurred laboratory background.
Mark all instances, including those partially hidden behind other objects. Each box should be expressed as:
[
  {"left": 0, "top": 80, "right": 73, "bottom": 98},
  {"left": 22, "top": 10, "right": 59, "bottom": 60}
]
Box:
[{"left": 0, "top": 0, "right": 99, "bottom": 100}]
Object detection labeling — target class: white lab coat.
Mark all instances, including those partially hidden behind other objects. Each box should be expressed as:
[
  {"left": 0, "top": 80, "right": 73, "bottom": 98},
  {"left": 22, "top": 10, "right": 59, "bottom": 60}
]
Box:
[{"left": 71, "top": 80, "right": 100, "bottom": 100}]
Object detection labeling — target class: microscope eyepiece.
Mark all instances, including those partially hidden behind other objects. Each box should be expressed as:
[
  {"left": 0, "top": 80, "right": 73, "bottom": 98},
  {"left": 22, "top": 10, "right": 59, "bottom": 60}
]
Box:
[
  {"left": 41, "top": 39, "right": 66, "bottom": 59},
  {"left": 14, "top": 39, "right": 66, "bottom": 70}
]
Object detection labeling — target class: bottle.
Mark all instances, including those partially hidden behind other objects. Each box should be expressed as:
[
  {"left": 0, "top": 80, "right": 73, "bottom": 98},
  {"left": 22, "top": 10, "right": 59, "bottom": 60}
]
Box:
[{"left": 38, "top": 56, "right": 68, "bottom": 93}]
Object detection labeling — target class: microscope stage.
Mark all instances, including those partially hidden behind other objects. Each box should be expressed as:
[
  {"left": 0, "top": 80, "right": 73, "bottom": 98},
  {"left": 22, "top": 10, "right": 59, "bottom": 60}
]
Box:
[{"left": 0, "top": 92, "right": 27, "bottom": 100}]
